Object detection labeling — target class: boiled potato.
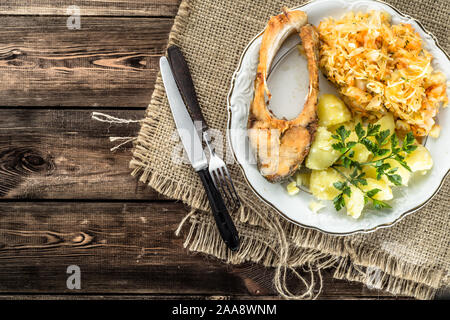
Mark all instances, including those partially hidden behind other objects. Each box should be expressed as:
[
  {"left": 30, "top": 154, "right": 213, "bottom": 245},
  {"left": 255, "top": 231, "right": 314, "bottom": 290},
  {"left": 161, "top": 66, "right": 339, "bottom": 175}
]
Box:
[
  {"left": 371, "top": 139, "right": 393, "bottom": 163},
  {"left": 361, "top": 159, "right": 410, "bottom": 187},
  {"left": 429, "top": 124, "right": 441, "bottom": 139},
  {"left": 317, "top": 94, "right": 352, "bottom": 127},
  {"left": 294, "top": 171, "right": 311, "bottom": 188},
  {"left": 361, "top": 178, "right": 393, "bottom": 201},
  {"left": 369, "top": 114, "right": 395, "bottom": 161},
  {"left": 305, "top": 127, "right": 341, "bottom": 170},
  {"left": 362, "top": 165, "right": 390, "bottom": 186},
  {"left": 344, "top": 185, "right": 365, "bottom": 219},
  {"left": 330, "top": 120, "right": 371, "bottom": 163},
  {"left": 325, "top": 125, "right": 371, "bottom": 163},
  {"left": 286, "top": 181, "right": 300, "bottom": 195},
  {"left": 384, "top": 159, "right": 411, "bottom": 186},
  {"left": 375, "top": 113, "right": 395, "bottom": 137},
  {"left": 405, "top": 144, "right": 433, "bottom": 173},
  {"left": 309, "top": 168, "right": 344, "bottom": 200},
  {"left": 348, "top": 131, "right": 371, "bottom": 163},
  {"left": 362, "top": 165, "right": 377, "bottom": 179},
  {"left": 328, "top": 120, "right": 356, "bottom": 133},
  {"left": 352, "top": 114, "right": 364, "bottom": 127}
]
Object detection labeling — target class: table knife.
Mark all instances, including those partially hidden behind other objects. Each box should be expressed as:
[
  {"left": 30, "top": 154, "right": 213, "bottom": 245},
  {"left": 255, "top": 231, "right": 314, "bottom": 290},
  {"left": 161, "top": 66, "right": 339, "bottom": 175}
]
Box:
[
  {"left": 167, "top": 45, "right": 241, "bottom": 213},
  {"left": 160, "top": 56, "right": 240, "bottom": 251},
  {"left": 167, "top": 45, "right": 208, "bottom": 135}
]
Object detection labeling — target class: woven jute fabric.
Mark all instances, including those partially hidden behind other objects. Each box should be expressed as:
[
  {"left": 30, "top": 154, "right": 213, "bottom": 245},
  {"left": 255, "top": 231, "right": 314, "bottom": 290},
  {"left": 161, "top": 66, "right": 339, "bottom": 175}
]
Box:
[{"left": 130, "top": 0, "right": 450, "bottom": 299}]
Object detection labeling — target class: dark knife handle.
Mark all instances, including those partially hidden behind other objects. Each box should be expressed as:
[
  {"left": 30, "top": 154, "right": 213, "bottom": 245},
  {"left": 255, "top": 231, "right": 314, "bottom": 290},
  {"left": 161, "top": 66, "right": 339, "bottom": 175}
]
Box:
[
  {"left": 167, "top": 45, "right": 208, "bottom": 133},
  {"left": 197, "top": 168, "right": 240, "bottom": 251}
]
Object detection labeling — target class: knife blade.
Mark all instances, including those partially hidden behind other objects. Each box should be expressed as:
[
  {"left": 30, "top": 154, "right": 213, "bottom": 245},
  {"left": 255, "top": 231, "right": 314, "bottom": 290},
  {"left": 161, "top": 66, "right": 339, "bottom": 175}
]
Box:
[
  {"left": 160, "top": 57, "right": 207, "bottom": 172},
  {"left": 160, "top": 56, "right": 240, "bottom": 251}
]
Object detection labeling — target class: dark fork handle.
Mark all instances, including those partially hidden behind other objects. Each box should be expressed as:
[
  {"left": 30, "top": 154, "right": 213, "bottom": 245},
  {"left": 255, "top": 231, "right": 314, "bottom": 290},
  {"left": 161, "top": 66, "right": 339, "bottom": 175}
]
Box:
[
  {"left": 197, "top": 168, "right": 240, "bottom": 251},
  {"left": 167, "top": 45, "right": 208, "bottom": 133}
]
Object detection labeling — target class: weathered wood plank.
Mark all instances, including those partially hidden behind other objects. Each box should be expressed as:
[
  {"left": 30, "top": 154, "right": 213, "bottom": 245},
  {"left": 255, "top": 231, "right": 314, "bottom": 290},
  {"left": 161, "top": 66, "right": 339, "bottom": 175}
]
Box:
[
  {"left": 0, "top": 16, "right": 172, "bottom": 107},
  {"left": 0, "top": 201, "right": 403, "bottom": 299},
  {"left": 0, "top": 109, "right": 161, "bottom": 199},
  {"left": 0, "top": 201, "right": 245, "bottom": 295},
  {"left": 0, "top": 0, "right": 413, "bottom": 301},
  {"left": 0, "top": 109, "right": 424, "bottom": 299},
  {"left": 0, "top": 0, "right": 181, "bottom": 16}
]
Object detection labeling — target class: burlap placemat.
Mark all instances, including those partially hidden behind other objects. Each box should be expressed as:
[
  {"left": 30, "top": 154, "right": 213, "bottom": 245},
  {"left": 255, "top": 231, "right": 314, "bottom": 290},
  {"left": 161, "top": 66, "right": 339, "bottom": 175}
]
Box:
[{"left": 130, "top": 0, "right": 449, "bottom": 299}]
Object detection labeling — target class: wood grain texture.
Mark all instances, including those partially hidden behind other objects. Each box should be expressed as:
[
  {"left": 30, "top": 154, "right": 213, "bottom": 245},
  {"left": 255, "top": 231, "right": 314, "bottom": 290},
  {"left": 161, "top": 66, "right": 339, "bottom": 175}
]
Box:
[
  {"left": 0, "top": 1, "right": 425, "bottom": 300},
  {"left": 0, "top": 108, "right": 408, "bottom": 299},
  {"left": 0, "top": 109, "right": 161, "bottom": 199},
  {"left": 0, "top": 16, "right": 172, "bottom": 107},
  {"left": 0, "top": 201, "right": 406, "bottom": 299},
  {"left": 0, "top": 0, "right": 181, "bottom": 16}
]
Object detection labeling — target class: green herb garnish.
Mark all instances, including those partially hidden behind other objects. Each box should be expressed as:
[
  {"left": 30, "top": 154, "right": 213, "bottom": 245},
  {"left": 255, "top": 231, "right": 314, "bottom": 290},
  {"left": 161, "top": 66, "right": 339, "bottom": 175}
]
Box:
[{"left": 330, "top": 123, "right": 417, "bottom": 211}]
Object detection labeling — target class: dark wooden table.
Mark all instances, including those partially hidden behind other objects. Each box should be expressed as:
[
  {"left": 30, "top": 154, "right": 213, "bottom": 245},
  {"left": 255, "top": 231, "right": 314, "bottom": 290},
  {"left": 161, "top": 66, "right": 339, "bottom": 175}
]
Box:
[{"left": 0, "top": 1, "right": 432, "bottom": 300}]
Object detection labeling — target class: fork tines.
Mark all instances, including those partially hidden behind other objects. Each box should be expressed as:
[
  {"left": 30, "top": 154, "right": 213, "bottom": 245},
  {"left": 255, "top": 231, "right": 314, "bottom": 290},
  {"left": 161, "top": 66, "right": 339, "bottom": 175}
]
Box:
[{"left": 210, "top": 166, "right": 241, "bottom": 212}]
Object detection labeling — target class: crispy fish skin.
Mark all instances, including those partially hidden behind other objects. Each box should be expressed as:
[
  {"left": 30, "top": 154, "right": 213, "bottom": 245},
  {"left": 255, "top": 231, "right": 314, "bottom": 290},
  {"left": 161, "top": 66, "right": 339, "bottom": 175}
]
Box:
[{"left": 248, "top": 9, "right": 320, "bottom": 183}]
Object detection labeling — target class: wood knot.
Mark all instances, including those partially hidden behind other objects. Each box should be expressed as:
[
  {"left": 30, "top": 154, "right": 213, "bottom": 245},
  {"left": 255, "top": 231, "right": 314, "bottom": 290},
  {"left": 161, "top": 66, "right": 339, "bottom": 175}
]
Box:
[
  {"left": 22, "top": 153, "right": 47, "bottom": 171},
  {"left": 0, "top": 147, "right": 55, "bottom": 196},
  {"left": 70, "top": 232, "right": 94, "bottom": 246},
  {"left": 0, "top": 49, "right": 25, "bottom": 61},
  {"left": 0, "top": 148, "right": 54, "bottom": 174}
]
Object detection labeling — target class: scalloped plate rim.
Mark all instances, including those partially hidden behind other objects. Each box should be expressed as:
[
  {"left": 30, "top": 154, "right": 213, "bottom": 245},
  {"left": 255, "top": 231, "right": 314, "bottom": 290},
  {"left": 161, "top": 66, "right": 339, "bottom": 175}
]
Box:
[{"left": 226, "top": 0, "right": 450, "bottom": 235}]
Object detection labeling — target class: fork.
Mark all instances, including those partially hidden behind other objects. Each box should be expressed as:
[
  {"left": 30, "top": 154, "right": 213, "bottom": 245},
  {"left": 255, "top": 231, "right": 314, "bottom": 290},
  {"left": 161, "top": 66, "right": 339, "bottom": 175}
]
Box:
[
  {"left": 167, "top": 45, "right": 241, "bottom": 212},
  {"left": 203, "top": 131, "right": 241, "bottom": 212}
]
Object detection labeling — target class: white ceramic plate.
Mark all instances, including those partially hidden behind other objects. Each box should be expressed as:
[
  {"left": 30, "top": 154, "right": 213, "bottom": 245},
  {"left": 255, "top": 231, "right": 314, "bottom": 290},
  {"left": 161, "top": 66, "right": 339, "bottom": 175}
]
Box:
[{"left": 227, "top": 0, "right": 450, "bottom": 235}]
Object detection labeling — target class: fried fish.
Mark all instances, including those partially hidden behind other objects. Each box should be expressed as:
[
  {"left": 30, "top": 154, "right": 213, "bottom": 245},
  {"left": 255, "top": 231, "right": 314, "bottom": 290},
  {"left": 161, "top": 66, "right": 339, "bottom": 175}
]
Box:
[{"left": 248, "top": 9, "right": 320, "bottom": 183}]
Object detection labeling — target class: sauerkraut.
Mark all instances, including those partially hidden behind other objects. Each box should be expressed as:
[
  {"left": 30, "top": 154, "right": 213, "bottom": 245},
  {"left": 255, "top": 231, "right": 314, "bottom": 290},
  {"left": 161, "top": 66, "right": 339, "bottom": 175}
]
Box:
[{"left": 318, "top": 11, "right": 448, "bottom": 137}]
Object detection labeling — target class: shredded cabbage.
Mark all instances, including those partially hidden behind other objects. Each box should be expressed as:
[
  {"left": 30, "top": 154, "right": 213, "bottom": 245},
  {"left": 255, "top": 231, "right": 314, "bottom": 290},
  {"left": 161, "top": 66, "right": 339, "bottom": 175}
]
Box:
[{"left": 318, "top": 11, "right": 448, "bottom": 136}]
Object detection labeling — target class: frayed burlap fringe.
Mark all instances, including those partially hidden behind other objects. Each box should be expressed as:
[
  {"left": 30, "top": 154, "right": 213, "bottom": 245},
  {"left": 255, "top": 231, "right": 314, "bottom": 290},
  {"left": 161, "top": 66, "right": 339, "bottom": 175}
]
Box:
[
  {"left": 180, "top": 213, "right": 338, "bottom": 299},
  {"left": 129, "top": 0, "right": 448, "bottom": 300},
  {"left": 178, "top": 211, "right": 441, "bottom": 299},
  {"left": 129, "top": 0, "right": 195, "bottom": 201},
  {"left": 334, "top": 258, "right": 438, "bottom": 300},
  {"left": 91, "top": 112, "right": 141, "bottom": 151},
  {"left": 129, "top": 0, "right": 320, "bottom": 298}
]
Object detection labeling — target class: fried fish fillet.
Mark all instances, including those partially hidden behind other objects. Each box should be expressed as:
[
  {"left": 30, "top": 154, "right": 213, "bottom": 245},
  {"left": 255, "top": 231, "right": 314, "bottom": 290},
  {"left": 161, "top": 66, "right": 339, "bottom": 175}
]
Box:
[{"left": 248, "top": 9, "right": 320, "bottom": 183}]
